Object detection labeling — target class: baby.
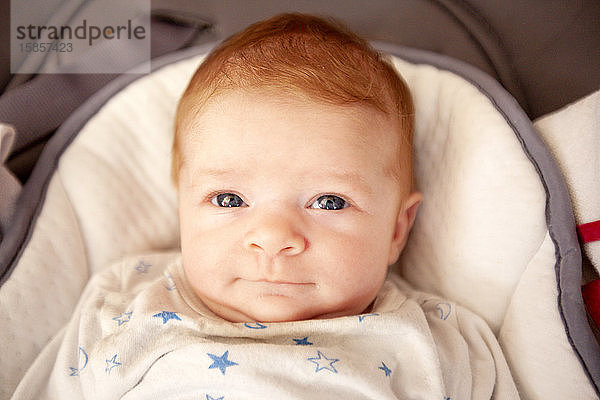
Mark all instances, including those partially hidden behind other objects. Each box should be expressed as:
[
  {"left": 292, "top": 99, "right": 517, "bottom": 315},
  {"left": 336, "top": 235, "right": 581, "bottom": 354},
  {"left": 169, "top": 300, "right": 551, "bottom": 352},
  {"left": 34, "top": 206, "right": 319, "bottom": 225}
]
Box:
[
  {"left": 172, "top": 12, "right": 422, "bottom": 325},
  {"left": 12, "top": 13, "right": 519, "bottom": 400}
]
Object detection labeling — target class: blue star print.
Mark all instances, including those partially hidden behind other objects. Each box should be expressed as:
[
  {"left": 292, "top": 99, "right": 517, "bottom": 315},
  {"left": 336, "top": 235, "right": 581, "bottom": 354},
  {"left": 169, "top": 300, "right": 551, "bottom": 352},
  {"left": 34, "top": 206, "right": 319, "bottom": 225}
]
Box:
[
  {"left": 293, "top": 337, "right": 313, "bottom": 346},
  {"left": 153, "top": 311, "right": 181, "bottom": 324},
  {"left": 207, "top": 350, "right": 238, "bottom": 375},
  {"left": 379, "top": 361, "right": 392, "bottom": 376},
  {"left": 113, "top": 311, "right": 133, "bottom": 326},
  {"left": 105, "top": 354, "right": 121, "bottom": 375},
  {"left": 206, "top": 395, "right": 224, "bottom": 400},
  {"left": 307, "top": 350, "right": 339, "bottom": 373},
  {"left": 358, "top": 313, "right": 379, "bottom": 322},
  {"left": 134, "top": 260, "right": 152, "bottom": 274}
]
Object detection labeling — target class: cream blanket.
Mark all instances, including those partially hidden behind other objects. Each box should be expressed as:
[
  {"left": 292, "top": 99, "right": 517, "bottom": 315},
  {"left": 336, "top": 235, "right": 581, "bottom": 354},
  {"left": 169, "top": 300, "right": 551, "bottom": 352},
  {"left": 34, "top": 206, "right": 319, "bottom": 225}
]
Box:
[{"left": 12, "top": 252, "right": 518, "bottom": 399}]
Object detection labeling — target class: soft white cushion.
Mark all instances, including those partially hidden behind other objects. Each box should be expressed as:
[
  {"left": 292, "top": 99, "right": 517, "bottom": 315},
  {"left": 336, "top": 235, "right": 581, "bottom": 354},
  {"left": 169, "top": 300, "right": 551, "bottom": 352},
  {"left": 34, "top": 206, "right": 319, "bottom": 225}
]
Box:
[{"left": 394, "top": 57, "right": 547, "bottom": 332}]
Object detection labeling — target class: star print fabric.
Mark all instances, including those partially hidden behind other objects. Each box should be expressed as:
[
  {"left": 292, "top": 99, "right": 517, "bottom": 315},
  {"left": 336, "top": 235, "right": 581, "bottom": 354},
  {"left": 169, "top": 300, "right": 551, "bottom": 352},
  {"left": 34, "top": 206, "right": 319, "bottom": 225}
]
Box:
[{"left": 11, "top": 252, "right": 519, "bottom": 399}]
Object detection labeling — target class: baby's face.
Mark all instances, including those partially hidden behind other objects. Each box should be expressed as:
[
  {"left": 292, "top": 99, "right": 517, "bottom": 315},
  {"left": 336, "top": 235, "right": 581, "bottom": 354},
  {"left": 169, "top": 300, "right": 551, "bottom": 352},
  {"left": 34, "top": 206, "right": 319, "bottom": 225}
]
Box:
[{"left": 177, "top": 89, "right": 418, "bottom": 323}]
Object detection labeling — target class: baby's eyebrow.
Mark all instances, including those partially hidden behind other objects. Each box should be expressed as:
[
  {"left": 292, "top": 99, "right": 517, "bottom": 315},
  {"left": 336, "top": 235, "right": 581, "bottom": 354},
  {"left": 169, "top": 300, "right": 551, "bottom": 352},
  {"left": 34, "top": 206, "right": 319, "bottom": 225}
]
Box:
[
  {"left": 184, "top": 167, "right": 243, "bottom": 188},
  {"left": 190, "top": 167, "right": 374, "bottom": 194},
  {"left": 321, "top": 171, "right": 374, "bottom": 195},
  {"left": 194, "top": 168, "right": 240, "bottom": 178}
]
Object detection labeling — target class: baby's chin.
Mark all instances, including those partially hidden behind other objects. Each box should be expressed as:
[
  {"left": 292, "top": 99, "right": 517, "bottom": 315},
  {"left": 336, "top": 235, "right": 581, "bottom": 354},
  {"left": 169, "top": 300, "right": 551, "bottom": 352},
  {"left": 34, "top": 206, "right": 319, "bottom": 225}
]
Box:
[
  {"left": 199, "top": 288, "right": 378, "bottom": 323},
  {"left": 219, "top": 300, "right": 375, "bottom": 324},
  {"left": 229, "top": 305, "right": 322, "bottom": 324}
]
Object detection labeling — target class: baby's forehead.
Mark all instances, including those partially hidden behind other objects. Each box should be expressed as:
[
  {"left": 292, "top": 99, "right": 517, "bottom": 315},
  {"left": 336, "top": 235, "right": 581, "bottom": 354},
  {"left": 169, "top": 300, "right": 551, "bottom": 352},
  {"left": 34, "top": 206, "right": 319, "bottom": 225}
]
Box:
[
  {"left": 180, "top": 89, "right": 409, "bottom": 186},
  {"left": 190, "top": 87, "right": 397, "bottom": 133},
  {"left": 184, "top": 90, "right": 399, "bottom": 158}
]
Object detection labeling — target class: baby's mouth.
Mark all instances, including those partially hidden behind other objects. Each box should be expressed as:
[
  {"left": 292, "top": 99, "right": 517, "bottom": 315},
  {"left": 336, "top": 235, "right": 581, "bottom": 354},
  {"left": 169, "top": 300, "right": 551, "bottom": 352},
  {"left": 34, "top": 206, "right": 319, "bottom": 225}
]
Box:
[
  {"left": 239, "top": 278, "right": 316, "bottom": 294},
  {"left": 252, "top": 279, "right": 311, "bottom": 285},
  {"left": 247, "top": 278, "right": 315, "bottom": 288}
]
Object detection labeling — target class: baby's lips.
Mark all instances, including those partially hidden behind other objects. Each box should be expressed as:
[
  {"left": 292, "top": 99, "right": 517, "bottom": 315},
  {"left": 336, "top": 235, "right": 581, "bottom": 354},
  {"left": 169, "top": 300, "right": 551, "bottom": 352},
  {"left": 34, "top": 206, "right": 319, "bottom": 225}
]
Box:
[{"left": 247, "top": 278, "right": 314, "bottom": 286}]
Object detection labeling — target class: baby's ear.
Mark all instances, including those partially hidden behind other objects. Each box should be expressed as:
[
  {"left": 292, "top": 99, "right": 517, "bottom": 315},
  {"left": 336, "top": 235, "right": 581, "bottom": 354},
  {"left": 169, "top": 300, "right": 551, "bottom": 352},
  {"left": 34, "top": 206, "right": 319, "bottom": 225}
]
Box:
[{"left": 388, "top": 192, "right": 422, "bottom": 265}]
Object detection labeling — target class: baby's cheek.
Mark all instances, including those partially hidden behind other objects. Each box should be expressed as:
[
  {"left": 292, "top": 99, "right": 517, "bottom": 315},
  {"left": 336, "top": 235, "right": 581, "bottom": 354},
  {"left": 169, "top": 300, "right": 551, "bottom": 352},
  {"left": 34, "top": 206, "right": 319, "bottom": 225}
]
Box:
[
  {"left": 320, "top": 267, "right": 383, "bottom": 317},
  {"left": 325, "top": 240, "right": 385, "bottom": 288},
  {"left": 351, "top": 236, "right": 389, "bottom": 276},
  {"left": 183, "top": 256, "right": 229, "bottom": 302},
  {"left": 331, "top": 228, "right": 387, "bottom": 266}
]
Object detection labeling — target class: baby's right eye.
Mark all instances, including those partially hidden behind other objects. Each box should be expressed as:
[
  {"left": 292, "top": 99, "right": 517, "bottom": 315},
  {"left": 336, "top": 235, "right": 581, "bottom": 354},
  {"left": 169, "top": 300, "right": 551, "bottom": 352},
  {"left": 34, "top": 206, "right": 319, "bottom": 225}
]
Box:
[
  {"left": 309, "top": 194, "right": 349, "bottom": 210},
  {"left": 211, "top": 193, "right": 246, "bottom": 208}
]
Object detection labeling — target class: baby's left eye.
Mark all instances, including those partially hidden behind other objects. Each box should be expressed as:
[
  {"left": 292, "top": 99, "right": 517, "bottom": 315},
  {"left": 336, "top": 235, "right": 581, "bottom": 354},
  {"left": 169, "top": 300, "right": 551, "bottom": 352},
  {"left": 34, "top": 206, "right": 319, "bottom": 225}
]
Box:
[
  {"left": 211, "top": 193, "right": 246, "bottom": 208},
  {"left": 310, "top": 195, "right": 349, "bottom": 210}
]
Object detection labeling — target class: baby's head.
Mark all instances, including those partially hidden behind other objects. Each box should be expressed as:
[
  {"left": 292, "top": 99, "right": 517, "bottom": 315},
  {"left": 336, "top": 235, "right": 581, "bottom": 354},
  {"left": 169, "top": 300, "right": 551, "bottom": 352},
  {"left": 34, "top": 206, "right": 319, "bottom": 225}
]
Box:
[{"left": 173, "top": 13, "right": 421, "bottom": 323}]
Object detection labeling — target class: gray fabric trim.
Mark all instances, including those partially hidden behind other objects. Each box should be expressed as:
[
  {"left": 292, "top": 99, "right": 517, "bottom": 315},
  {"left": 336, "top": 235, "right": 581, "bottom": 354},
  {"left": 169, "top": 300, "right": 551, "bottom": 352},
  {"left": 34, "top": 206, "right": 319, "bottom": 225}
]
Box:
[
  {"left": 1, "top": 41, "right": 597, "bottom": 394},
  {"left": 374, "top": 41, "right": 600, "bottom": 396}
]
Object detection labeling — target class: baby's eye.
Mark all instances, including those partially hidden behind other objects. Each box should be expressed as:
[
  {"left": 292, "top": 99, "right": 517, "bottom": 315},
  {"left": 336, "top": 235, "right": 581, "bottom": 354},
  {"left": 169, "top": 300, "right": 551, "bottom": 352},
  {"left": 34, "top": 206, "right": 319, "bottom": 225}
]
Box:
[
  {"left": 211, "top": 193, "right": 246, "bottom": 208},
  {"left": 310, "top": 195, "right": 348, "bottom": 210}
]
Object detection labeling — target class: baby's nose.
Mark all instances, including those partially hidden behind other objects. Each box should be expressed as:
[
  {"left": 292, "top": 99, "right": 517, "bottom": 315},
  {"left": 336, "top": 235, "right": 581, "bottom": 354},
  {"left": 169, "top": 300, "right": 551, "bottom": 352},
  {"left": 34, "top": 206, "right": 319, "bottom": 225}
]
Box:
[{"left": 243, "top": 213, "right": 306, "bottom": 257}]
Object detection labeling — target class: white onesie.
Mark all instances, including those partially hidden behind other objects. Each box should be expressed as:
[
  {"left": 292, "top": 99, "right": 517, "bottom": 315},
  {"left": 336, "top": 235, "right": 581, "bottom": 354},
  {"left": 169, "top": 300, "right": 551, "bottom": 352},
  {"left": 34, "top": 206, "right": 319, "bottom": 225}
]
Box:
[{"left": 12, "top": 252, "right": 519, "bottom": 399}]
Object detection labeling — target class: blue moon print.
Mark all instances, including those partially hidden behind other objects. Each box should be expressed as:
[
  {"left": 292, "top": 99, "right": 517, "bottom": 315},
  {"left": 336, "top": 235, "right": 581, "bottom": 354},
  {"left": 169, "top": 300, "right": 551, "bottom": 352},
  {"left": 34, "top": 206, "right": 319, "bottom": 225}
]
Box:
[
  {"left": 436, "top": 303, "right": 451, "bottom": 320},
  {"left": 244, "top": 322, "right": 268, "bottom": 329}
]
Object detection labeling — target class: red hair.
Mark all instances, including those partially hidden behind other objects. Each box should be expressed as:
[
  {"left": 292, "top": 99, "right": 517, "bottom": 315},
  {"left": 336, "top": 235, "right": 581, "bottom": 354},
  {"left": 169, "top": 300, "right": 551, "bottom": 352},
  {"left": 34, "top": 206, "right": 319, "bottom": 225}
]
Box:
[{"left": 173, "top": 13, "right": 414, "bottom": 186}]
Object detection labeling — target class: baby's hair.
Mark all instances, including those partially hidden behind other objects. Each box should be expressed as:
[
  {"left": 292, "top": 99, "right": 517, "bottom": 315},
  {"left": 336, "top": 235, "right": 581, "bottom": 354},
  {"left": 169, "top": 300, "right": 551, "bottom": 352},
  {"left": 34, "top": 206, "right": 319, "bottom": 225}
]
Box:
[{"left": 173, "top": 13, "right": 414, "bottom": 188}]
